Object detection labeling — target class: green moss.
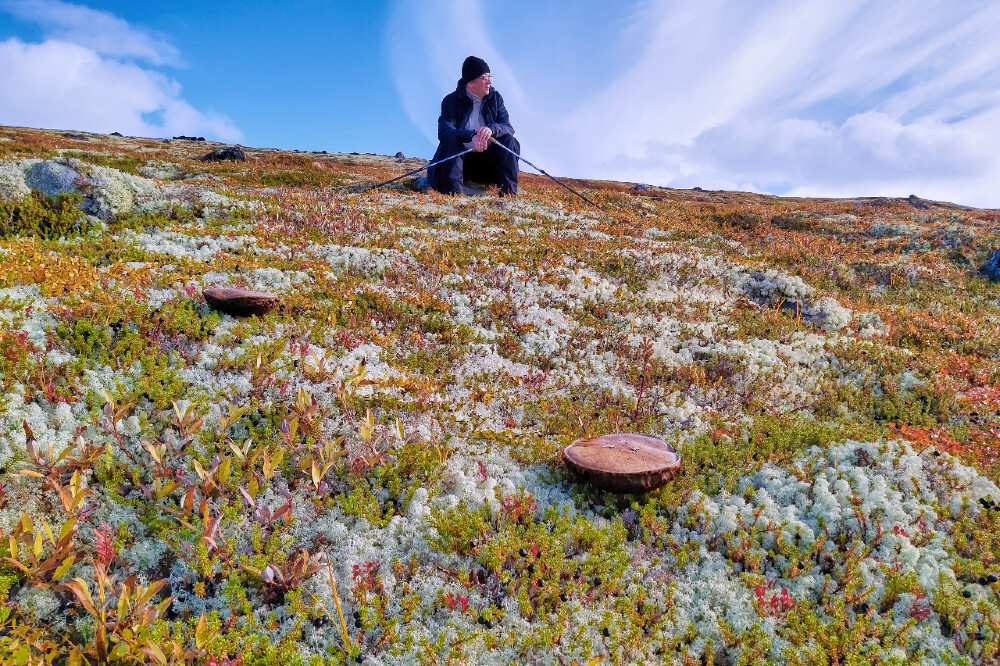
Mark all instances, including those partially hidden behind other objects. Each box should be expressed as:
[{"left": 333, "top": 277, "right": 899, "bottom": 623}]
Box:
[
  {"left": 62, "top": 150, "right": 145, "bottom": 175},
  {"left": 0, "top": 190, "right": 92, "bottom": 239}
]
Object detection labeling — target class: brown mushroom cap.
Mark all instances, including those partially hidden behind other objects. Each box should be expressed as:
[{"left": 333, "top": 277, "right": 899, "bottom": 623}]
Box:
[
  {"left": 563, "top": 433, "right": 682, "bottom": 493},
  {"left": 203, "top": 288, "right": 281, "bottom": 317}
]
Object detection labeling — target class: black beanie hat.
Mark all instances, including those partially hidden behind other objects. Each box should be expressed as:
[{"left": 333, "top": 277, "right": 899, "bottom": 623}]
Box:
[{"left": 461, "top": 56, "right": 490, "bottom": 86}]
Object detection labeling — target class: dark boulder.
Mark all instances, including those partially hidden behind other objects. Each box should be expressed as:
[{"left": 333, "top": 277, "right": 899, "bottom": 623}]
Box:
[
  {"left": 632, "top": 183, "right": 652, "bottom": 192},
  {"left": 394, "top": 151, "right": 406, "bottom": 160},
  {"left": 201, "top": 146, "right": 248, "bottom": 162},
  {"left": 63, "top": 132, "right": 88, "bottom": 141},
  {"left": 908, "top": 194, "right": 930, "bottom": 210}
]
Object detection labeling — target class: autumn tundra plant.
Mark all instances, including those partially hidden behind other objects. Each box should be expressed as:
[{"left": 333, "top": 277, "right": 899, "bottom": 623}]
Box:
[{"left": 3, "top": 126, "right": 1000, "bottom": 663}]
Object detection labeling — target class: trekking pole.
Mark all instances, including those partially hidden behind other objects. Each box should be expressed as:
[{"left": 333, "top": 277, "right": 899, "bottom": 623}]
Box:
[
  {"left": 489, "top": 138, "right": 606, "bottom": 213},
  {"left": 347, "top": 147, "right": 475, "bottom": 193}
]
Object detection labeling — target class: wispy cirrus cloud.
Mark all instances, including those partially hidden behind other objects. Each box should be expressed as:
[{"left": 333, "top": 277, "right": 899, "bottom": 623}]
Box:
[
  {"left": 0, "top": 0, "right": 241, "bottom": 141},
  {"left": 389, "top": 0, "right": 1000, "bottom": 207}
]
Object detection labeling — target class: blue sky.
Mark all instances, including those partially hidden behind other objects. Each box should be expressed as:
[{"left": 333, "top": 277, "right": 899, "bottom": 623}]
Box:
[{"left": 2, "top": 0, "right": 999, "bottom": 207}]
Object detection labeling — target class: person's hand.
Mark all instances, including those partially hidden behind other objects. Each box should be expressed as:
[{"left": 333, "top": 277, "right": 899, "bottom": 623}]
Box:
[{"left": 472, "top": 126, "right": 492, "bottom": 151}]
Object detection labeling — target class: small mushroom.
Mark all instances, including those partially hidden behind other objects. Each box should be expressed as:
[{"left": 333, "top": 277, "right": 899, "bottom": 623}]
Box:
[{"left": 563, "top": 433, "right": 682, "bottom": 493}]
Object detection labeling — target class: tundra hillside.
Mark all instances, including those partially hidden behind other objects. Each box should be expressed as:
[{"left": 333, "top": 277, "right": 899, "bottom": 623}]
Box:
[{"left": 2, "top": 126, "right": 1000, "bottom": 665}]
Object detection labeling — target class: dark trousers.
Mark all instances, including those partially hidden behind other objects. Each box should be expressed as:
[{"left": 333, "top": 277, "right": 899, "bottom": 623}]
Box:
[{"left": 431, "top": 134, "right": 520, "bottom": 196}]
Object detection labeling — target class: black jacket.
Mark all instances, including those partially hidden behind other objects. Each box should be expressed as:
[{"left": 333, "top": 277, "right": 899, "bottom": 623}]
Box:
[
  {"left": 436, "top": 83, "right": 515, "bottom": 144},
  {"left": 427, "top": 83, "right": 515, "bottom": 192}
]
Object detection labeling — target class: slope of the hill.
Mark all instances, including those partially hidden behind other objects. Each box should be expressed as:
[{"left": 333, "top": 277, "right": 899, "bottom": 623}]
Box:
[{"left": 2, "top": 126, "right": 1000, "bottom": 664}]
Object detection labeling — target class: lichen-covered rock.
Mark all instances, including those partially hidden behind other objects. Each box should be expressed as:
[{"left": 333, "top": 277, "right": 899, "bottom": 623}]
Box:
[
  {"left": 25, "top": 161, "right": 82, "bottom": 197},
  {"left": 0, "top": 160, "right": 31, "bottom": 201},
  {"left": 79, "top": 164, "right": 161, "bottom": 220},
  {"left": 139, "top": 162, "right": 186, "bottom": 180}
]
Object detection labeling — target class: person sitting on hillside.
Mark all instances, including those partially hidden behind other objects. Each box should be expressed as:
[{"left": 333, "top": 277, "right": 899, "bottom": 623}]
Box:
[{"left": 427, "top": 56, "right": 520, "bottom": 196}]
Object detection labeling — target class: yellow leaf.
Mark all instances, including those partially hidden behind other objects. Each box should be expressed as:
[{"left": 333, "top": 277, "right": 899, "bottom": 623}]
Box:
[
  {"left": 59, "top": 516, "right": 78, "bottom": 541},
  {"left": 117, "top": 587, "right": 131, "bottom": 621},
  {"left": 217, "top": 456, "right": 232, "bottom": 484},
  {"left": 229, "top": 403, "right": 249, "bottom": 424},
  {"left": 66, "top": 647, "right": 83, "bottom": 666},
  {"left": 18, "top": 469, "right": 45, "bottom": 478},
  {"left": 53, "top": 554, "right": 76, "bottom": 581},
  {"left": 71, "top": 487, "right": 89, "bottom": 511},
  {"left": 56, "top": 442, "right": 76, "bottom": 463},
  {"left": 67, "top": 578, "right": 97, "bottom": 616},
  {"left": 143, "top": 640, "right": 168, "bottom": 665},
  {"left": 195, "top": 614, "right": 210, "bottom": 650},
  {"left": 156, "top": 595, "right": 174, "bottom": 618},
  {"left": 155, "top": 481, "right": 182, "bottom": 500},
  {"left": 311, "top": 459, "right": 322, "bottom": 486},
  {"left": 144, "top": 441, "right": 162, "bottom": 464},
  {"left": 40, "top": 516, "right": 55, "bottom": 545}
]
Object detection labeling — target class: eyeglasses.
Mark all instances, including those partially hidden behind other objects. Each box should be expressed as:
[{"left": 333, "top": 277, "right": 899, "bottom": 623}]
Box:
[{"left": 477, "top": 74, "right": 492, "bottom": 83}]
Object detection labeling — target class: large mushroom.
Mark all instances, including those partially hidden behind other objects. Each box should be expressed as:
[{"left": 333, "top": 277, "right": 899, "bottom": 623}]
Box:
[
  {"left": 203, "top": 288, "right": 281, "bottom": 317},
  {"left": 563, "top": 433, "right": 682, "bottom": 493}
]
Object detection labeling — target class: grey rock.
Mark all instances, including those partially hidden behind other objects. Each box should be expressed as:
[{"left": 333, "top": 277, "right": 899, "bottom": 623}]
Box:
[
  {"left": 25, "top": 162, "right": 82, "bottom": 197},
  {"left": 692, "top": 186, "right": 703, "bottom": 191},
  {"left": 908, "top": 194, "right": 930, "bottom": 210},
  {"left": 632, "top": 183, "right": 652, "bottom": 192},
  {"left": 394, "top": 151, "right": 406, "bottom": 159},
  {"left": 856, "top": 198, "right": 891, "bottom": 209},
  {"left": 201, "top": 146, "right": 248, "bottom": 162},
  {"left": 63, "top": 132, "right": 88, "bottom": 141},
  {"left": 979, "top": 248, "right": 1000, "bottom": 282}
]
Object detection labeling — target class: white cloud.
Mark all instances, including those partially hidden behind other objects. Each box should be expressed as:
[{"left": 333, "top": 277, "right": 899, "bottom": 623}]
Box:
[
  {"left": 390, "top": 0, "right": 1000, "bottom": 207},
  {"left": 0, "top": 1, "right": 241, "bottom": 141},
  {"left": 1, "top": 0, "right": 182, "bottom": 65}
]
